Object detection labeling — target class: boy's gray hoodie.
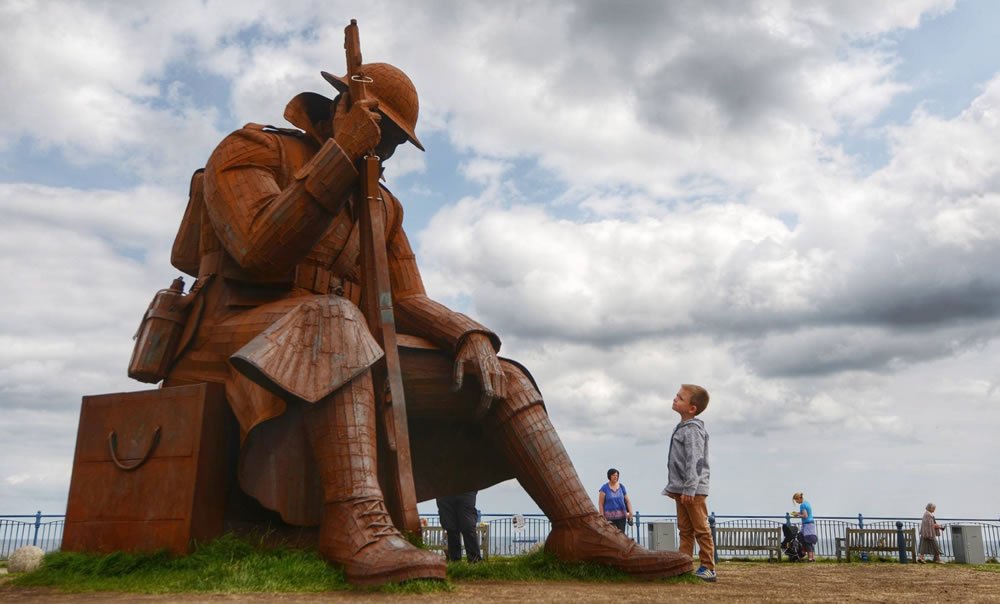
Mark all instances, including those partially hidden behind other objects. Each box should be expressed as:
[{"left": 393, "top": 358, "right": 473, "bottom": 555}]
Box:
[{"left": 664, "top": 418, "right": 710, "bottom": 497}]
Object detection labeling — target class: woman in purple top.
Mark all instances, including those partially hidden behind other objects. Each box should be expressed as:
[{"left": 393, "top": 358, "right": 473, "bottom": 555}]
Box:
[{"left": 599, "top": 468, "right": 634, "bottom": 533}]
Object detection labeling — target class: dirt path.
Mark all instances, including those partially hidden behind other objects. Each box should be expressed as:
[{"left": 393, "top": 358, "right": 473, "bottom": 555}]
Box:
[{"left": 2, "top": 562, "right": 999, "bottom": 602}]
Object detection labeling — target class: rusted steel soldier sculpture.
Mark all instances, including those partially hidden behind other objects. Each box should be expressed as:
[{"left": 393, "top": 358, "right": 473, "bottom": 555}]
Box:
[{"left": 157, "top": 21, "right": 691, "bottom": 586}]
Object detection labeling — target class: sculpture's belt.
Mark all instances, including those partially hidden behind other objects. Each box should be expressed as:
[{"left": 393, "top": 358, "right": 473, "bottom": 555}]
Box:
[
  {"left": 292, "top": 262, "right": 341, "bottom": 294},
  {"left": 199, "top": 250, "right": 341, "bottom": 295}
]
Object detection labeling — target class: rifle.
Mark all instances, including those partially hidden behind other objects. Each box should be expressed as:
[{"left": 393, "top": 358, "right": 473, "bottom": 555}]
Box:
[{"left": 343, "top": 19, "right": 421, "bottom": 538}]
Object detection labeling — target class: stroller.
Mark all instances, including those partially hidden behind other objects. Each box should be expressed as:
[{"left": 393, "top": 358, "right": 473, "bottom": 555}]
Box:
[{"left": 781, "top": 523, "right": 806, "bottom": 562}]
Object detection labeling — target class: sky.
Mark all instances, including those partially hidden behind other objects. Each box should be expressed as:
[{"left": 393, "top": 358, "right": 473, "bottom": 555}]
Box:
[{"left": 2, "top": 0, "right": 999, "bottom": 523}]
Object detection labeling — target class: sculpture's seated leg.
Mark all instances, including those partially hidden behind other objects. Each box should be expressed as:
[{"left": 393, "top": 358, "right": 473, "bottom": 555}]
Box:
[
  {"left": 304, "top": 369, "right": 445, "bottom": 586},
  {"left": 544, "top": 514, "right": 692, "bottom": 579},
  {"left": 319, "top": 496, "right": 444, "bottom": 586},
  {"left": 487, "top": 365, "right": 692, "bottom": 579}
]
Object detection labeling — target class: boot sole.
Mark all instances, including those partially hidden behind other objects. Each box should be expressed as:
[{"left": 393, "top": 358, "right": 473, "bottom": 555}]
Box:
[
  {"left": 550, "top": 552, "right": 694, "bottom": 581},
  {"left": 544, "top": 522, "right": 693, "bottom": 580},
  {"left": 346, "top": 563, "right": 448, "bottom": 587},
  {"left": 549, "top": 551, "right": 693, "bottom": 580},
  {"left": 610, "top": 556, "right": 693, "bottom": 580}
]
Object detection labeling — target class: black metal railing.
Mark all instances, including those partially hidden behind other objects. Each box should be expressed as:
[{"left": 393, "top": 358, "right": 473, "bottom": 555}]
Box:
[{"left": 3, "top": 511, "right": 997, "bottom": 562}]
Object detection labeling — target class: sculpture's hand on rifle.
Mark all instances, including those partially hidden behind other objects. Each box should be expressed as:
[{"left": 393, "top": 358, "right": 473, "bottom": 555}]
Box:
[
  {"left": 333, "top": 98, "right": 382, "bottom": 161},
  {"left": 453, "top": 332, "right": 506, "bottom": 420}
]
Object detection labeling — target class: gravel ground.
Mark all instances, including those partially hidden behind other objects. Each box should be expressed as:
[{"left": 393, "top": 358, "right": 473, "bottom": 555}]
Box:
[{"left": 2, "top": 561, "right": 999, "bottom": 602}]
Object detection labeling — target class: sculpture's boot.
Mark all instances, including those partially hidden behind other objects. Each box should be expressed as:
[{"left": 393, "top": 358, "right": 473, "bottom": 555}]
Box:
[
  {"left": 304, "top": 370, "right": 445, "bottom": 586},
  {"left": 490, "top": 390, "right": 692, "bottom": 579}
]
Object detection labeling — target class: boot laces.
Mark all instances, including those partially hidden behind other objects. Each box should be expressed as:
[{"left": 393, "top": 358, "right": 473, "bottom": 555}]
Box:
[{"left": 355, "top": 497, "right": 401, "bottom": 539}]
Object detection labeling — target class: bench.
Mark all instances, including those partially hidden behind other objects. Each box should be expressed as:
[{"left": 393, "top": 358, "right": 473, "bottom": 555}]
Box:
[
  {"left": 840, "top": 527, "right": 916, "bottom": 562},
  {"left": 422, "top": 525, "right": 490, "bottom": 560},
  {"left": 713, "top": 526, "right": 782, "bottom": 561}
]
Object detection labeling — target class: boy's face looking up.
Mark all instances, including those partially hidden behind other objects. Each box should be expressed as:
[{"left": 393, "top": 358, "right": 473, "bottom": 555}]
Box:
[{"left": 672, "top": 387, "right": 698, "bottom": 418}]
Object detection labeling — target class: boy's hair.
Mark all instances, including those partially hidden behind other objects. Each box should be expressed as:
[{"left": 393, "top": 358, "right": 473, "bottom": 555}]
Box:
[{"left": 681, "top": 384, "right": 710, "bottom": 415}]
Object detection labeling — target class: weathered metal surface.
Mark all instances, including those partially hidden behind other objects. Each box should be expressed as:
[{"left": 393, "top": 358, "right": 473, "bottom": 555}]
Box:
[
  {"left": 357, "top": 161, "right": 421, "bottom": 536},
  {"left": 127, "top": 278, "right": 188, "bottom": 383},
  {"left": 62, "top": 383, "right": 231, "bottom": 554},
  {"left": 229, "top": 296, "right": 383, "bottom": 403}
]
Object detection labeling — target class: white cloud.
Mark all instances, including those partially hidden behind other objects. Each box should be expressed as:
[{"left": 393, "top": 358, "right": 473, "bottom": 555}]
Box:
[
  {"left": 3, "top": 0, "right": 999, "bottom": 521},
  {"left": 415, "top": 68, "right": 1000, "bottom": 494},
  {"left": 6, "top": 474, "right": 30, "bottom": 486}
]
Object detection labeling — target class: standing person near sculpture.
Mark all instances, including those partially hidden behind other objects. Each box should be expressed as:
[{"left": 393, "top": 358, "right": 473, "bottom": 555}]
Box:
[
  {"left": 918, "top": 502, "right": 944, "bottom": 563},
  {"left": 598, "top": 468, "right": 633, "bottom": 533},
  {"left": 663, "top": 384, "right": 715, "bottom": 582},
  {"left": 791, "top": 492, "right": 817, "bottom": 562},
  {"left": 159, "top": 57, "right": 691, "bottom": 586},
  {"left": 436, "top": 491, "right": 482, "bottom": 562}
]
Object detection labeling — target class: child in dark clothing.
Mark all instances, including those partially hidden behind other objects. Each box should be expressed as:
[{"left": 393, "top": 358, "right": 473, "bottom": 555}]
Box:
[{"left": 662, "top": 384, "right": 714, "bottom": 582}]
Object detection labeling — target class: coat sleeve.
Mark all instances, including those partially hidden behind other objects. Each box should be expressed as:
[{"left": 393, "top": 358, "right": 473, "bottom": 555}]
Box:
[
  {"left": 384, "top": 192, "right": 500, "bottom": 352},
  {"left": 203, "top": 127, "right": 359, "bottom": 275}
]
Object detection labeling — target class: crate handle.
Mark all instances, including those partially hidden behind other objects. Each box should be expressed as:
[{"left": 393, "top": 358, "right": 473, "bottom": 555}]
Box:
[{"left": 108, "top": 426, "right": 162, "bottom": 471}]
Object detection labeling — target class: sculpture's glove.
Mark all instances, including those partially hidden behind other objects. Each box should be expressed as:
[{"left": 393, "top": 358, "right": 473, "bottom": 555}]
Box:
[
  {"left": 453, "top": 332, "right": 506, "bottom": 419},
  {"left": 333, "top": 97, "right": 382, "bottom": 161}
]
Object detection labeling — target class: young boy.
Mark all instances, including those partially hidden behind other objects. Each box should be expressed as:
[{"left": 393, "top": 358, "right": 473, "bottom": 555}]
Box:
[{"left": 662, "top": 384, "right": 714, "bottom": 582}]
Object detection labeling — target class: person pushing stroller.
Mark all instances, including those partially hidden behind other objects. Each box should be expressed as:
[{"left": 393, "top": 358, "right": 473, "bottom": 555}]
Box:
[{"left": 791, "top": 492, "right": 817, "bottom": 562}]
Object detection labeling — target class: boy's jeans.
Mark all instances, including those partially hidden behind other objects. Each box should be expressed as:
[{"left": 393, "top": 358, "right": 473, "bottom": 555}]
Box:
[{"left": 675, "top": 495, "right": 714, "bottom": 570}]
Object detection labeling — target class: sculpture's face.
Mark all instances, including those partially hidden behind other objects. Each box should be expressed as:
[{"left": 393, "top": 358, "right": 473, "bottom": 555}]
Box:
[{"left": 376, "top": 118, "right": 409, "bottom": 162}]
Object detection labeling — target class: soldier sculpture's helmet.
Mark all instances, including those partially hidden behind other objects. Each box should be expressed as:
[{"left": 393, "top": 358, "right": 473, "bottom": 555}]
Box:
[{"left": 322, "top": 62, "right": 424, "bottom": 151}]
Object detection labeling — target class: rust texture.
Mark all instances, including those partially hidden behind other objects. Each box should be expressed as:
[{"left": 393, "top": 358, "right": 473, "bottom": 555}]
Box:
[
  {"left": 67, "top": 20, "right": 692, "bottom": 586},
  {"left": 63, "top": 383, "right": 231, "bottom": 555}
]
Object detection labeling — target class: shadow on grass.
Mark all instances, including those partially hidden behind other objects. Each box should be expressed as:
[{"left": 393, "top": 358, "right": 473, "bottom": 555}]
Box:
[{"left": 447, "top": 549, "right": 700, "bottom": 584}]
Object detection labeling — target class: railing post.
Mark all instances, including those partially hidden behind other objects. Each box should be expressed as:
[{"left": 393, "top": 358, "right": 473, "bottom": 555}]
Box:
[
  {"left": 896, "top": 521, "right": 908, "bottom": 564},
  {"left": 710, "top": 512, "right": 717, "bottom": 564},
  {"left": 635, "top": 510, "right": 641, "bottom": 546},
  {"left": 32, "top": 510, "right": 41, "bottom": 546},
  {"left": 858, "top": 513, "right": 864, "bottom": 529}
]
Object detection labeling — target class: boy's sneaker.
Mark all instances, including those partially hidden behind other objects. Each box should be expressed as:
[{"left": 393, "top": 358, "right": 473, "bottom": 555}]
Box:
[{"left": 694, "top": 565, "right": 717, "bottom": 582}]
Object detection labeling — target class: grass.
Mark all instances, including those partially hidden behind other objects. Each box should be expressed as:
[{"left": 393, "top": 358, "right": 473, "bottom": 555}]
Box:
[
  {"left": 10, "top": 534, "right": 351, "bottom": 594},
  {"left": 8, "top": 535, "right": 698, "bottom": 593}
]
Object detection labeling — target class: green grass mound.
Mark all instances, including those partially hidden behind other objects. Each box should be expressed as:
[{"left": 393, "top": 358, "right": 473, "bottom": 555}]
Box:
[
  {"left": 10, "top": 535, "right": 697, "bottom": 593},
  {"left": 10, "top": 534, "right": 352, "bottom": 594}
]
